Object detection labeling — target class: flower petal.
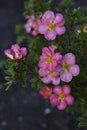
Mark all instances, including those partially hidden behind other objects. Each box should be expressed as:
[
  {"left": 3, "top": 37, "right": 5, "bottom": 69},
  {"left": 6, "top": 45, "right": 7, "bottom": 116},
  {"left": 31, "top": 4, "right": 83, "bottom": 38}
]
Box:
[
  {"left": 24, "top": 24, "right": 31, "bottom": 33},
  {"left": 38, "top": 60, "right": 48, "bottom": 69},
  {"left": 55, "top": 26, "right": 66, "bottom": 35},
  {"left": 62, "top": 85, "right": 71, "bottom": 95},
  {"left": 52, "top": 76, "right": 60, "bottom": 85},
  {"left": 32, "top": 30, "right": 38, "bottom": 36},
  {"left": 45, "top": 30, "right": 56, "bottom": 40},
  {"left": 42, "top": 46, "right": 54, "bottom": 56},
  {"left": 65, "top": 95, "right": 74, "bottom": 105},
  {"left": 60, "top": 72, "right": 72, "bottom": 82},
  {"left": 70, "top": 64, "right": 80, "bottom": 76},
  {"left": 42, "top": 11, "right": 55, "bottom": 24},
  {"left": 4, "top": 49, "right": 14, "bottom": 59},
  {"left": 48, "top": 46, "right": 55, "bottom": 54},
  {"left": 41, "top": 76, "right": 51, "bottom": 84},
  {"left": 38, "top": 69, "right": 47, "bottom": 76},
  {"left": 63, "top": 53, "right": 75, "bottom": 65},
  {"left": 50, "top": 94, "right": 58, "bottom": 106},
  {"left": 56, "top": 65, "right": 63, "bottom": 74},
  {"left": 11, "top": 44, "right": 20, "bottom": 52},
  {"left": 54, "top": 13, "right": 64, "bottom": 24},
  {"left": 53, "top": 86, "right": 62, "bottom": 95},
  {"left": 21, "top": 47, "right": 27, "bottom": 57},
  {"left": 38, "top": 24, "right": 48, "bottom": 34},
  {"left": 48, "top": 62, "right": 57, "bottom": 71},
  {"left": 54, "top": 52, "right": 62, "bottom": 64},
  {"left": 57, "top": 100, "right": 67, "bottom": 110},
  {"left": 57, "top": 20, "right": 65, "bottom": 27}
]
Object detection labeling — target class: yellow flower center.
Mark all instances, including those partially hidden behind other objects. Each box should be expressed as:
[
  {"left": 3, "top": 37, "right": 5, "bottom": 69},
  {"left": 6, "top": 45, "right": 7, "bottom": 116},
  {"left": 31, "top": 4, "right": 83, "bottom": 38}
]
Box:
[
  {"left": 62, "top": 63, "right": 70, "bottom": 72},
  {"left": 48, "top": 23, "right": 55, "bottom": 30},
  {"left": 46, "top": 91, "right": 51, "bottom": 97},
  {"left": 48, "top": 71, "right": 54, "bottom": 76},
  {"left": 46, "top": 56, "right": 53, "bottom": 63},
  {"left": 59, "top": 93, "right": 66, "bottom": 100},
  {"left": 35, "top": 26, "right": 38, "bottom": 30}
]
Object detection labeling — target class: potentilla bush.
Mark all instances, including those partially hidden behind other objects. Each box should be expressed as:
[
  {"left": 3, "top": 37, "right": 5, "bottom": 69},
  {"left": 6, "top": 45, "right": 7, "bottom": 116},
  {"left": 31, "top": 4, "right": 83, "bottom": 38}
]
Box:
[{"left": 3, "top": 0, "right": 87, "bottom": 127}]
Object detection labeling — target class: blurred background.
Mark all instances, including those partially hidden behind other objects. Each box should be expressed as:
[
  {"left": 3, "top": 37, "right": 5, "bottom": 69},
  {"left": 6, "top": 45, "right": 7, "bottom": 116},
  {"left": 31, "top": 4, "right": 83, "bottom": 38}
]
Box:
[{"left": 0, "top": 0, "right": 87, "bottom": 130}]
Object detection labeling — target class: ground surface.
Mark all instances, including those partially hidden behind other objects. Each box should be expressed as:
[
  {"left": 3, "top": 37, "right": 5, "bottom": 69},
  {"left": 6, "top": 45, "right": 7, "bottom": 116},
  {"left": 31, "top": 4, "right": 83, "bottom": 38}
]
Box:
[{"left": 0, "top": 0, "right": 87, "bottom": 130}]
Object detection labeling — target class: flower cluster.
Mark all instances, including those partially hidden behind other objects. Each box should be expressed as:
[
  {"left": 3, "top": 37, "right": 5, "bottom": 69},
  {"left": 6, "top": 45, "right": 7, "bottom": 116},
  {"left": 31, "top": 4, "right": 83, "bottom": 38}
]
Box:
[
  {"left": 38, "top": 46, "right": 80, "bottom": 110},
  {"left": 24, "top": 11, "right": 66, "bottom": 40},
  {"left": 38, "top": 46, "right": 80, "bottom": 85},
  {"left": 39, "top": 85, "right": 74, "bottom": 110},
  {"left": 3, "top": 0, "right": 87, "bottom": 126},
  {"left": 38, "top": 46, "right": 62, "bottom": 85}
]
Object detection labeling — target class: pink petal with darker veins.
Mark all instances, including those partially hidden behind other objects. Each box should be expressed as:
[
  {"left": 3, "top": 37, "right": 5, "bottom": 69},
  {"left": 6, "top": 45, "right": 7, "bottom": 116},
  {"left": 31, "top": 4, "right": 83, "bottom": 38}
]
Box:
[
  {"left": 48, "top": 46, "right": 55, "bottom": 54},
  {"left": 42, "top": 46, "right": 54, "bottom": 56},
  {"left": 54, "top": 13, "right": 64, "bottom": 24},
  {"left": 48, "top": 61, "right": 57, "bottom": 71},
  {"left": 57, "top": 19, "right": 65, "bottom": 27},
  {"left": 38, "top": 60, "right": 48, "bottom": 69},
  {"left": 42, "top": 11, "right": 55, "bottom": 24}
]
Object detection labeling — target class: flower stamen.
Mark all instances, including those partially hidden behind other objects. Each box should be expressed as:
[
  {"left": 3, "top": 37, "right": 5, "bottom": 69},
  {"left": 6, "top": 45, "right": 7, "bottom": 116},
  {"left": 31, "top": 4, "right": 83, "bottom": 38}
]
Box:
[
  {"left": 59, "top": 93, "right": 66, "bottom": 100},
  {"left": 62, "top": 63, "right": 70, "bottom": 72},
  {"left": 46, "top": 56, "right": 53, "bottom": 63},
  {"left": 48, "top": 23, "right": 55, "bottom": 30}
]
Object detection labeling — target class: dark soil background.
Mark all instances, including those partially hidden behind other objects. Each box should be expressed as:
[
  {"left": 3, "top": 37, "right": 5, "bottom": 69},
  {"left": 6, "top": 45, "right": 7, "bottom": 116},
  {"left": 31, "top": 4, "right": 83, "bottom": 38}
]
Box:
[{"left": 0, "top": 0, "right": 87, "bottom": 130}]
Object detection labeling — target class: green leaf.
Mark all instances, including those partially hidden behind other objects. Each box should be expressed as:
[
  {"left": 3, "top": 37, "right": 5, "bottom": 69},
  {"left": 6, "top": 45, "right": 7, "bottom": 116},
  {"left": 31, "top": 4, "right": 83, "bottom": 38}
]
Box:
[{"left": 4, "top": 80, "right": 13, "bottom": 90}]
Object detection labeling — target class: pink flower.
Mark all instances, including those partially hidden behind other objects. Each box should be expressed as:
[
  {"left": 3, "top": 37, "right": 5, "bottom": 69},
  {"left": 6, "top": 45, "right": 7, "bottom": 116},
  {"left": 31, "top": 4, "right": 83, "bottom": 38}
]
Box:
[
  {"left": 24, "top": 15, "right": 41, "bottom": 36},
  {"left": 56, "top": 53, "right": 80, "bottom": 82},
  {"left": 4, "top": 44, "right": 27, "bottom": 60},
  {"left": 24, "top": 15, "right": 35, "bottom": 33},
  {"left": 39, "top": 68, "right": 60, "bottom": 85},
  {"left": 39, "top": 10, "right": 66, "bottom": 40},
  {"left": 50, "top": 85, "right": 74, "bottom": 110},
  {"left": 32, "top": 19, "right": 41, "bottom": 36},
  {"left": 38, "top": 46, "right": 62, "bottom": 71},
  {"left": 39, "top": 86, "right": 52, "bottom": 99}
]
